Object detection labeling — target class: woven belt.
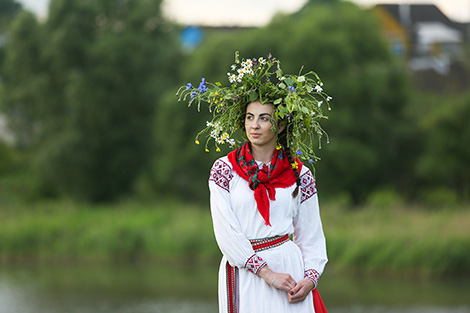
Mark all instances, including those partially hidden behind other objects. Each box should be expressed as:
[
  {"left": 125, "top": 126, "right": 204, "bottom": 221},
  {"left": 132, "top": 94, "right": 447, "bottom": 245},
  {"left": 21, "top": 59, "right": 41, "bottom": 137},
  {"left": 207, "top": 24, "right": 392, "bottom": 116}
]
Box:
[{"left": 250, "top": 234, "right": 290, "bottom": 252}]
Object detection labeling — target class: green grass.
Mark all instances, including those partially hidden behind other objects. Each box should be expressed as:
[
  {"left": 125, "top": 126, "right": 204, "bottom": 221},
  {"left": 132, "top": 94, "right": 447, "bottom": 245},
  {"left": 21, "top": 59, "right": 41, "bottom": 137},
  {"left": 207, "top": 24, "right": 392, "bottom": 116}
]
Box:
[
  {"left": 0, "top": 198, "right": 469, "bottom": 277},
  {"left": 322, "top": 201, "right": 470, "bottom": 277},
  {"left": 0, "top": 199, "right": 219, "bottom": 264}
]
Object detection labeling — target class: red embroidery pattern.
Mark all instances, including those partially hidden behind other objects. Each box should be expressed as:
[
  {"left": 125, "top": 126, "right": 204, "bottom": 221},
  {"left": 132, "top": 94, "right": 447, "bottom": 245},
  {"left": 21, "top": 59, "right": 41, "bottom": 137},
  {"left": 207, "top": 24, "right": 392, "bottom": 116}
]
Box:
[
  {"left": 209, "top": 159, "right": 233, "bottom": 192},
  {"left": 300, "top": 171, "right": 317, "bottom": 204},
  {"left": 250, "top": 234, "right": 289, "bottom": 252},
  {"left": 245, "top": 254, "right": 267, "bottom": 275},
  {"left": 226, "top": 262, "right": 238, "bottom": 313},
  {"left": 304, "top": 268, "right": 320, "bottom": 287}
]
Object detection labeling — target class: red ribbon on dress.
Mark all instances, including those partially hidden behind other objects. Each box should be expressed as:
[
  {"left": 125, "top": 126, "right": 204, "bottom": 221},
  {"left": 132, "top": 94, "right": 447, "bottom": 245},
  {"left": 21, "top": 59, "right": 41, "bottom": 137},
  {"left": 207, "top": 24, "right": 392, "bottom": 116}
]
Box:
[
  {"left": 313, "top": 288, "right": 328, "bottom": 313},
  {"left": 227, "top": 143, "right": 302, "bottom": 226}
]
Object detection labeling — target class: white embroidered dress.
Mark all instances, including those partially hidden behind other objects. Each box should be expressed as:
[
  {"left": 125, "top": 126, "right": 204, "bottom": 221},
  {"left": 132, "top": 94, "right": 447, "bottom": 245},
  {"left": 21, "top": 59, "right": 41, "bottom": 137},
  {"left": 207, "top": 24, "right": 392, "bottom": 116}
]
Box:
[{"left": 209, "top": 156, "right": 328, "bottom": 313}]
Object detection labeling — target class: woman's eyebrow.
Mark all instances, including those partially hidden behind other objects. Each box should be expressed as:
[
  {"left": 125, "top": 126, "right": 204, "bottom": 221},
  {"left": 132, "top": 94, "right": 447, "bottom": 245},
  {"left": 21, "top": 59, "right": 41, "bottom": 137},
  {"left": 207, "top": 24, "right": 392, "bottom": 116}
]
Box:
[
  {"left": 245, "top": 112, "right": 272, "bottom": 117},
  {"left": 259, "top": 113, "right": 272, "bottom": 118}
]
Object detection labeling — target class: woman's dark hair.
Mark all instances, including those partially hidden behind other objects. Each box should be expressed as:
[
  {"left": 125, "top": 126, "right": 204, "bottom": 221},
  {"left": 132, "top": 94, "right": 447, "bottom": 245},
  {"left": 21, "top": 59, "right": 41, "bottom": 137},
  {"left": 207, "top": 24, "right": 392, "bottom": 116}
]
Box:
[{"left": 278, "top": 129, "right": 300, "bottom": 198}]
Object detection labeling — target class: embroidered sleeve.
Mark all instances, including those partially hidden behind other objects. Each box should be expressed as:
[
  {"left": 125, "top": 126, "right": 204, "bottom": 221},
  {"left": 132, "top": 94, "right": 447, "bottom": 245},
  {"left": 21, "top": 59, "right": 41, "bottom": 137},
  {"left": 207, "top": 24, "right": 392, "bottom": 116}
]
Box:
[
  {"left": 292, "top": 168, "right": 328, "bottom": 282},
  {"left": 209, "top": 157, "right": 261, "bottom": 271},
  {"left": 300, "top": 170, "right": 317, "bottom": 204},
  {"left": 209, "top": 159, "right": 233, "bottom": 192},
  {"left": 245, "top": 254, "right": 267, "bottom": 275},
  {"left": 304, "top": 269, "right": 320, "bottom": 288}
]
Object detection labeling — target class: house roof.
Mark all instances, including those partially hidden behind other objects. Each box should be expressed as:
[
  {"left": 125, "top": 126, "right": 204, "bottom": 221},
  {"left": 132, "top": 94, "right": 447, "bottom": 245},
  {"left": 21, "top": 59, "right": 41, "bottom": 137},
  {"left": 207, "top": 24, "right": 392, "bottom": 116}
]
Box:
[
  {"left": 378, "top": 4, "right": 453, "bottom": 27},
  {"left": 377, "top": 4, "right": 469, "bottom": 41}
]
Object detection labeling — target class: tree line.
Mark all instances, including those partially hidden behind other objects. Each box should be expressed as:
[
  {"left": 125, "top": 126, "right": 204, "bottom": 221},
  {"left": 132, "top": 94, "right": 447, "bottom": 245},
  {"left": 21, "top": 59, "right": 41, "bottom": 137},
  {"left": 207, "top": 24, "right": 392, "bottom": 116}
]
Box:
[{"left": 0, "top": 0, "right": 468, "bottom": 206}]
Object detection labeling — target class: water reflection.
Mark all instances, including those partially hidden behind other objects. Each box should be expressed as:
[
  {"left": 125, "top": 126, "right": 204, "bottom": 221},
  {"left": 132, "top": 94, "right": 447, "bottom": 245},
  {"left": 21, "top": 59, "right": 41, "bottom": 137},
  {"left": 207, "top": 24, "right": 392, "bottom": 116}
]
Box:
[{"left": 0, "top": 264, "right": 469, "bottom": 313}]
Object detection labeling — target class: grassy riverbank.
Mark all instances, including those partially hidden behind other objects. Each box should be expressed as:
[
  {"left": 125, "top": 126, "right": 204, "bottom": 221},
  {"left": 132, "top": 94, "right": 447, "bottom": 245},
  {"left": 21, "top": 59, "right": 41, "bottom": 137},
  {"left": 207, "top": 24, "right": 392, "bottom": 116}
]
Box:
[{"left": 1, "top": 199, "right": 469, "bottom": 277}]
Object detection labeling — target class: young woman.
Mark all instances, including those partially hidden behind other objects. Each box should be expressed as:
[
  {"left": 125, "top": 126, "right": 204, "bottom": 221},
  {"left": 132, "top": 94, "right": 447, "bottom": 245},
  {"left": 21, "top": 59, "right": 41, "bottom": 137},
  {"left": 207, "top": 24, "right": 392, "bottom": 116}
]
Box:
[{"left": 178, "top": 52, "right": 331, "bottom": 313}]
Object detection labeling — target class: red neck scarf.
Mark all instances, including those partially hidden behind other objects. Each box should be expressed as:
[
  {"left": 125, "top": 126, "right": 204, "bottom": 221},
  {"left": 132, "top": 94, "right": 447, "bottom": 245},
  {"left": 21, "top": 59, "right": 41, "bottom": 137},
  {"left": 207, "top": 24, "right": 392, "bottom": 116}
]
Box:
[{"left": 227, "top": 142, "right": 303, "bottom": 226}]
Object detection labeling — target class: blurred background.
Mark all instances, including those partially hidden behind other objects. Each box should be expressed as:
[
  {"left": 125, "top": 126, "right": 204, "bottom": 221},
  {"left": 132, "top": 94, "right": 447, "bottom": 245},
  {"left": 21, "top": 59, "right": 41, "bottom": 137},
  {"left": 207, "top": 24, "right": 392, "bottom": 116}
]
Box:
[{"left": 0, "top": 0, "right": 469, "bottom": 312}]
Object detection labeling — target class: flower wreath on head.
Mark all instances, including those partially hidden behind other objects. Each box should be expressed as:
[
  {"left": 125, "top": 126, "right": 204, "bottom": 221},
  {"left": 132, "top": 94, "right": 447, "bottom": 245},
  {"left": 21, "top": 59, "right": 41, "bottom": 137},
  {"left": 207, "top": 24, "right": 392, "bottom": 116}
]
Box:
[{"left": 176, "top": 51, "right": 332, "bottom": 169}]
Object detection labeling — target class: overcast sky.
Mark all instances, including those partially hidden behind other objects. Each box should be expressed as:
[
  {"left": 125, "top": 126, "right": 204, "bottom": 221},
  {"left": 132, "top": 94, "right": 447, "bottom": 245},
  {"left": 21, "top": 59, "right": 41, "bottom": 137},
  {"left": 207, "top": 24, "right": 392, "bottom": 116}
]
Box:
[{"left": 17, "top": 0, "right": 470, "bottom": 25}]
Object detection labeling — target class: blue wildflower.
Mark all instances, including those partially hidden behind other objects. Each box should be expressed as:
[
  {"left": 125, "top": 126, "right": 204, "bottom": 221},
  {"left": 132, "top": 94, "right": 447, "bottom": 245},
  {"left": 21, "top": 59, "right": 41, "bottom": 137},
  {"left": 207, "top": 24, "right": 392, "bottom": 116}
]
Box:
[
  {"left": 198, "top": 78, "right": 208, "bottom": 93},
  {"left": 308, "top": 159, "right": 314, "bottom": 163},
  {"left": 288, "top": 86, "right": 296, "bottom": 92},
  {"left": 190, "top": 91, "right": 198, "bottom": 98},
  {"left": 186, "top": 83, "right": 192, "bottom": 90},
  {"left": 297, "top": 150, "right": 302, "bottom": 156}
]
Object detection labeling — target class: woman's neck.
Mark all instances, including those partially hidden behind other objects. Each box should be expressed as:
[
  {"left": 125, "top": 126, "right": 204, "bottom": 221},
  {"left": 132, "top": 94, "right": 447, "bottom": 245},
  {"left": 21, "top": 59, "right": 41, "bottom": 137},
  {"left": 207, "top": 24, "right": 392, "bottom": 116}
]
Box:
[{"left": 250, "top": 143, "right": 275, "bottom": 164}]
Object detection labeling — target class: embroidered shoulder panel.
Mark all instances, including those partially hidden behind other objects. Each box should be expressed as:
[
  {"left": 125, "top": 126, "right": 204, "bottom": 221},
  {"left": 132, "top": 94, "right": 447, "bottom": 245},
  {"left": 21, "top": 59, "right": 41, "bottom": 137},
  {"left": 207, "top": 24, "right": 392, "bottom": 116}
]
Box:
[
  {"left": 300, "top": 170, "right": 317, "bottom": 204},
  {"left": 209, "top": 159, "right": 233, "bottom": 192},
  {"left": 245, "top": 254, "right": 267, "bottom": 275}
]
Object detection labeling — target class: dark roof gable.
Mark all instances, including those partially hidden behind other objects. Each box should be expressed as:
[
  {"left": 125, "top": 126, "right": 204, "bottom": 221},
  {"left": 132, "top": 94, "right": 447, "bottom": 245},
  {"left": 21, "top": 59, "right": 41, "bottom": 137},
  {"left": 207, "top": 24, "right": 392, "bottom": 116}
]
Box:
[
  {"left": 377, "top": 3, "right": 469, "bottom": 36},
  {"left": 379, "top": 4, "right": 453, "bottom": 26}
]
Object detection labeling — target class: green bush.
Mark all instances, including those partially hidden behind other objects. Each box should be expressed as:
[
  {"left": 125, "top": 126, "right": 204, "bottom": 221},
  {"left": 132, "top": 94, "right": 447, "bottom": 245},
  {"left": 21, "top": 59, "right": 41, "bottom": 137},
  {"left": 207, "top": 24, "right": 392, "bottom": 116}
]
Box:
[
  {"left": 418, "top": 188, "right": 460, "bottom": 209},
  {"left": 366, "top": 188, "right": 405, "bottom": 210},
  {"left": 0, "top": 140, "right": 15, "bottom": 172}
]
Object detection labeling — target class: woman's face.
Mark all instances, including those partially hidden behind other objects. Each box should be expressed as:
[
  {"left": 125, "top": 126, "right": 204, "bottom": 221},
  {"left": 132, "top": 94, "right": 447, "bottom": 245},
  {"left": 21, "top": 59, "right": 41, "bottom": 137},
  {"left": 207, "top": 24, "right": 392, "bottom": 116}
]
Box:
[{"left": 245, "top": 101, "right": 282, "bottom": 150}]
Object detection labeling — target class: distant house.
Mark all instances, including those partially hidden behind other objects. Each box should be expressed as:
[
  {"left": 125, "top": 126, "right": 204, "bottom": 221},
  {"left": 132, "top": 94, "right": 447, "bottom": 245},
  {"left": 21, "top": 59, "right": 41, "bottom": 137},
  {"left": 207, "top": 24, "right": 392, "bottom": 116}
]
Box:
[
  {"left": 374, "top": 4, "right": 469, "bottom": 59},
  {"left": 375, "top": 4, "right": 470, "bottom": 90}
]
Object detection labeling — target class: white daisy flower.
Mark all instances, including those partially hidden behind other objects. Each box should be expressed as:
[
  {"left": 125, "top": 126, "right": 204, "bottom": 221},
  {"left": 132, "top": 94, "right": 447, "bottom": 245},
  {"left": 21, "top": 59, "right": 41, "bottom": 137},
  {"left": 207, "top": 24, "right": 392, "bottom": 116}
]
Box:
[
  {"left": 231, "top": 64, "right": 237, "bottom": 71},
  {"left": 258, "top": 57, "right": 266, "bottom": 64},
  {"left": 210, "top": 129, "right": 219, "bottom": 139},
  {"left": 228, "top": 74, "right": 236, "bottom": 83},
  {"left": 246, "top": 59, "right": 253, "bottom": 67}
]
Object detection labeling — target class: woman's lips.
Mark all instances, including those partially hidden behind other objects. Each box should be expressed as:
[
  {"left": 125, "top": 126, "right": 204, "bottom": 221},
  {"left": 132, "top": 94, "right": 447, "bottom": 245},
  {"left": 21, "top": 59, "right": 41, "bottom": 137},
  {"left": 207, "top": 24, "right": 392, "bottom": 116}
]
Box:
[{"left": 251, "top": 133, "right": 261, "bottom": 138}]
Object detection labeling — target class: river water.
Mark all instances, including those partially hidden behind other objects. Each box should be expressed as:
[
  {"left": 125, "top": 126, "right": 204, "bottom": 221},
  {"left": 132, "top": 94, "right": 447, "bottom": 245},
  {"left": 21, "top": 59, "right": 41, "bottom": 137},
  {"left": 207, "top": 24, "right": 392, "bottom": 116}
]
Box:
[{"left": 0, "top": 263, "right": 469, "bottom": 313}]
